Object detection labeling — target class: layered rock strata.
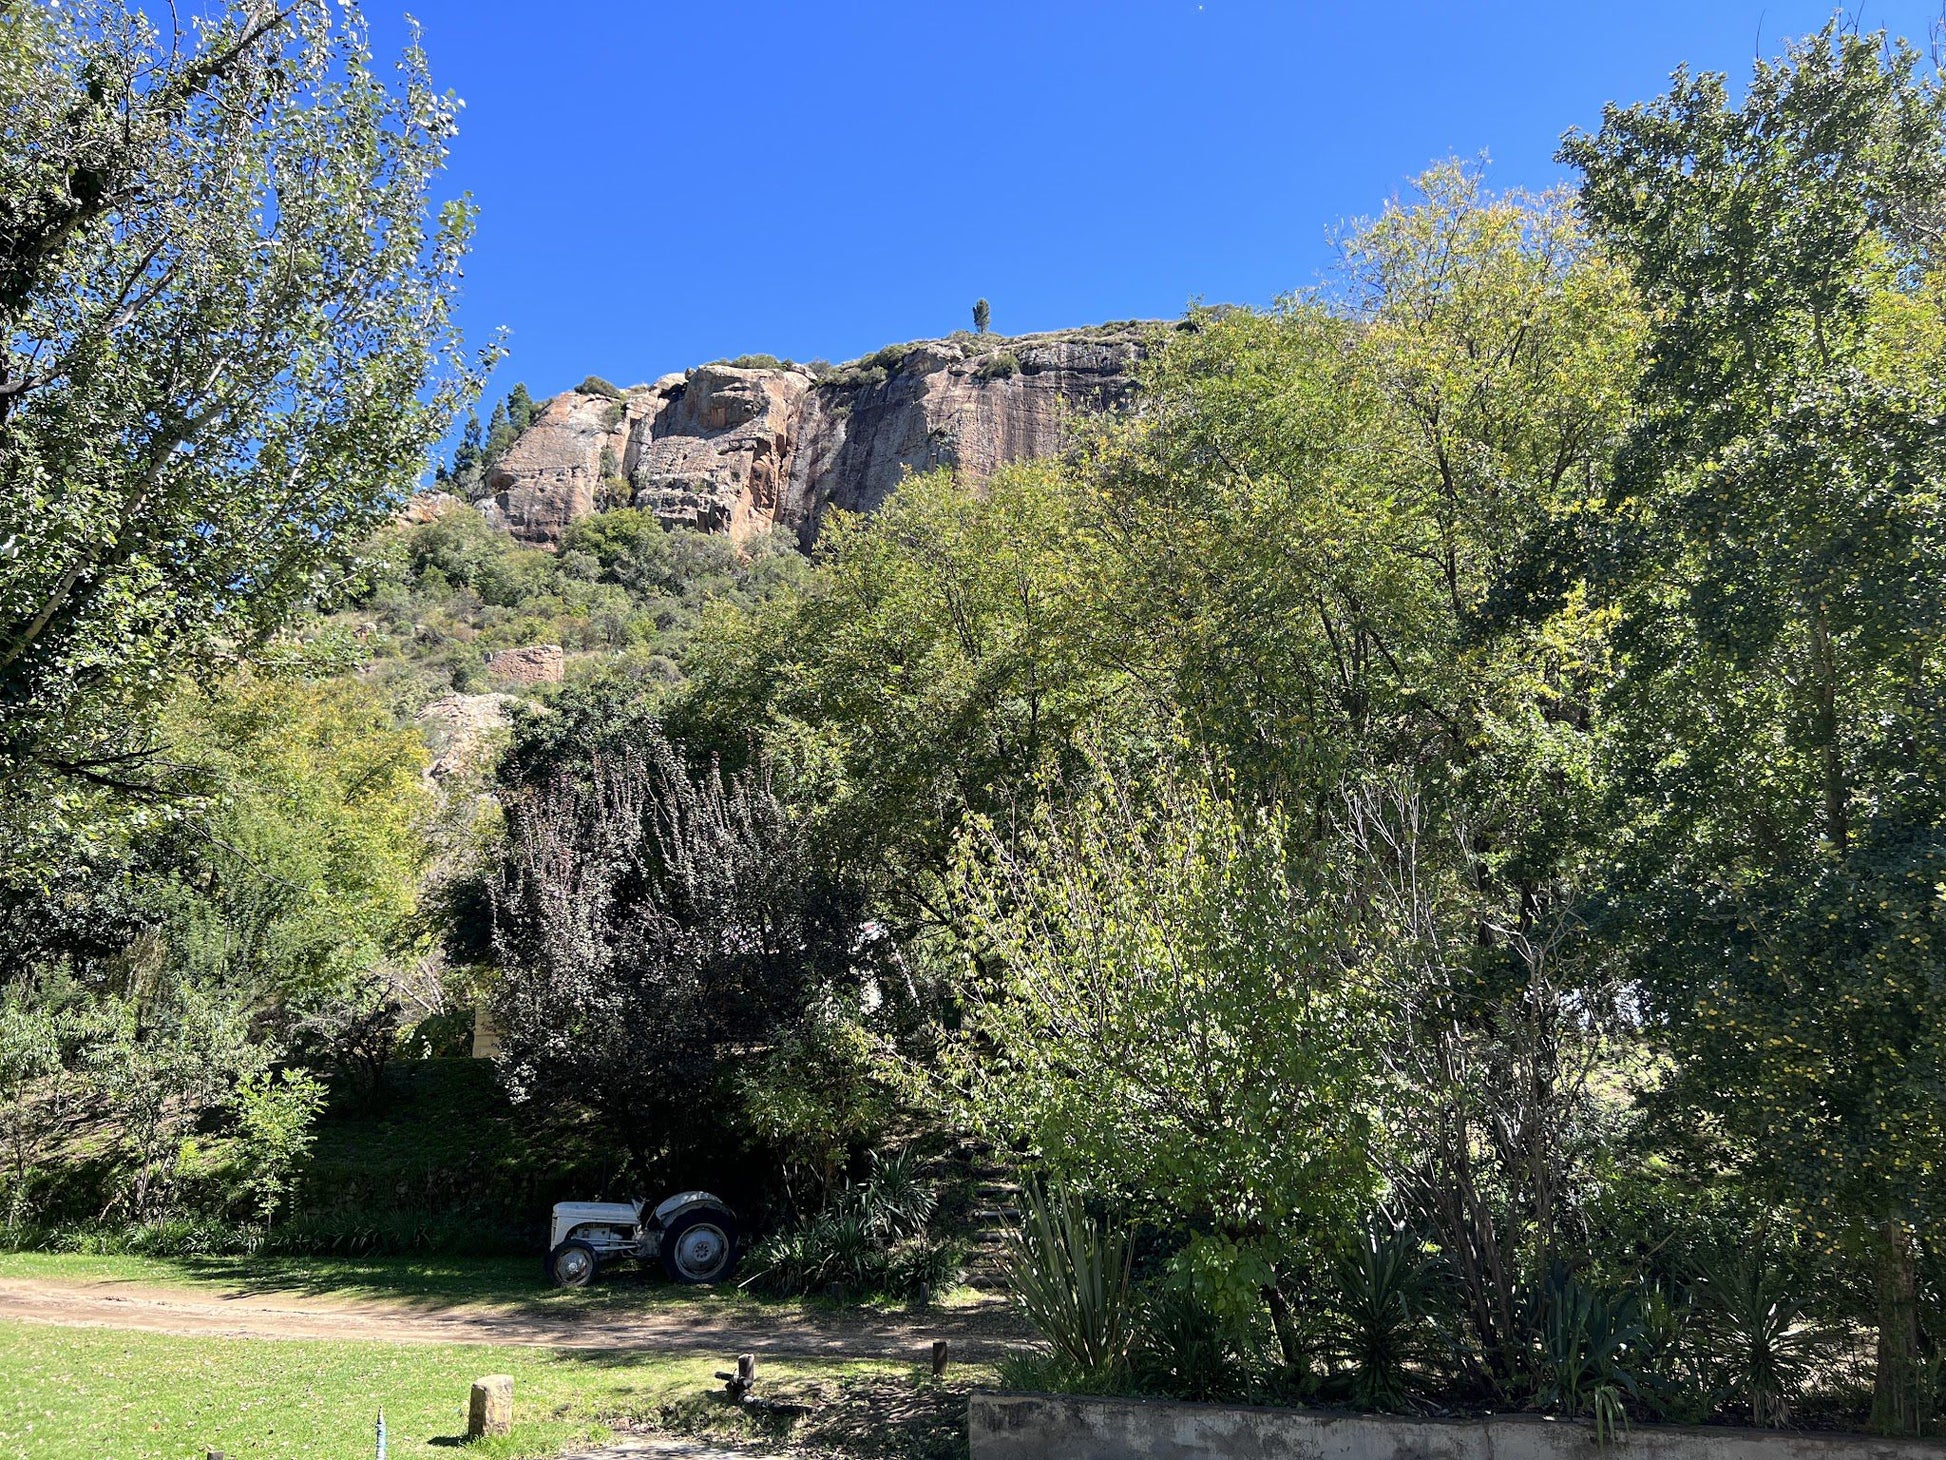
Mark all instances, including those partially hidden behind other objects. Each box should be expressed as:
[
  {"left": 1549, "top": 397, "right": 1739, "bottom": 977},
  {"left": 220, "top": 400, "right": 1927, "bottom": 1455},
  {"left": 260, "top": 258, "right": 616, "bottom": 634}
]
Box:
[{"left": 477, "top": 324, "right": 1153, "bottom": 549}]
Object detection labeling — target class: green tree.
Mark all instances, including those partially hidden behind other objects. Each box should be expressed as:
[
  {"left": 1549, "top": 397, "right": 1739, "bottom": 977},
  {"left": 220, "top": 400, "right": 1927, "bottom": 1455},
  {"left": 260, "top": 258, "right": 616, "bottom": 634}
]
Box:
[
  {"left": 972, "top": 298, "right": 991, "bottom": 333},
  {"left": 678, "top": 463, "right": 1108, "bottom": 926},
  {"left": 507, "top": 382, "right": 537, "bottom": 434},
  {"left": 988, "top": 165, "right": 1642, "bottom": 1395},
  {"left": 954, "top": 756, "right": 1389, "bottom": 1367},
  {"left": 449, "top": 409, "right": 486, "bottom": 495},
  {"left": 151, "top": 671, "right": 436, "bottom": 1005},
  {"left": 231, "top": 1068, "right": 327, "bottom": 1225},
  {"left": 1564, "top": 24, "right": 1946, "bottom": 1432},
  {"left": 483, "top": 397, "right": 515, "bottom": 468},
  {"left": 0, "top": 1, "right": 480, "bottom": 885},
  {"left": 488, "top": 730, "right": 882, "bottom": 1186}
]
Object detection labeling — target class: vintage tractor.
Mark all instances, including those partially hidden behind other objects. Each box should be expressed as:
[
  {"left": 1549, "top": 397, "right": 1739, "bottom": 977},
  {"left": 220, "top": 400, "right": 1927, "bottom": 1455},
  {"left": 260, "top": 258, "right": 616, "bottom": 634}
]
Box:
[{"left": 545, "top": 1190, "right": 738, "bottom": 1287}]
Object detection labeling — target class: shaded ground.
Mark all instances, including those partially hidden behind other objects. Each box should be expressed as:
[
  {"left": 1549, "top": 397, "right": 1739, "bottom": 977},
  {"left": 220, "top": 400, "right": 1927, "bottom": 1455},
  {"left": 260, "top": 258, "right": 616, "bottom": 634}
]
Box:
[
  {"left": 0, "top": 1268, "right": 1024, "bottom": 1361},
  {"left": 612, "top": 1371, "right": 974, "bottom": 1460}
]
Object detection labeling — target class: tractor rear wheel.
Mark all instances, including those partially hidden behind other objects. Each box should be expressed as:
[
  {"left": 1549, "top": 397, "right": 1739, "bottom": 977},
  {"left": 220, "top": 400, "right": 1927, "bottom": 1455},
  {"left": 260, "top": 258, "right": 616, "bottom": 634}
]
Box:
[{"left": 660, "top": 1208, "right": 737, "bottom": 1284}]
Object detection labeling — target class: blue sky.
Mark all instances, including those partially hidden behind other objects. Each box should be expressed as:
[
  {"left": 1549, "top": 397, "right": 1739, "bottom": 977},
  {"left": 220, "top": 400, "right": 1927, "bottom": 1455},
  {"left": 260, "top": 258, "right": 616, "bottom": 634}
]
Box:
[{"left": 358, "top": 1, "right": 1944, "bottom": 414}]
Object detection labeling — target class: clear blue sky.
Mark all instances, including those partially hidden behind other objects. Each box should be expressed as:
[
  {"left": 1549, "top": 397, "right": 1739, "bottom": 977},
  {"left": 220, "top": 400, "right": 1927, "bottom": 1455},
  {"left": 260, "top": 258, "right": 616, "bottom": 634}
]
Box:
[{"left": 359, "top": 1, "right": 1943, "bottom": 413}]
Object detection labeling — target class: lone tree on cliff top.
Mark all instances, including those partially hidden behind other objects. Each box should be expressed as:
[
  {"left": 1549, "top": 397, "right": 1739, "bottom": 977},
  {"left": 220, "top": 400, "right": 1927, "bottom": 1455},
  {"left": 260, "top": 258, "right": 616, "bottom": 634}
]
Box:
[{"left": 972, "top": 298, "right": 991, "bottom": 333}]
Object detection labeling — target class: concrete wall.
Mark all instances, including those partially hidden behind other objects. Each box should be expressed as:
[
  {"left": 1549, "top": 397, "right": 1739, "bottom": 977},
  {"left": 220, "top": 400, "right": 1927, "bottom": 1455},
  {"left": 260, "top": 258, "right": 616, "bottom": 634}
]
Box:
[{"left": 970, "top": 1390, "right": 1946, "bottom": 1460}]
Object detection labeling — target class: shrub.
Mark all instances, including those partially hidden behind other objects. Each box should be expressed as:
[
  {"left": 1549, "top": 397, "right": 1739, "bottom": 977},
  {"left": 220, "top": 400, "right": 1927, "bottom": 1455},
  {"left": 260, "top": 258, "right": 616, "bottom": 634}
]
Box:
[
  {"left": 974, "top": 351, "right": 1019, "bottom": 382},
  {"left": 818, "top": 343, "right": 910, "bottom": 393},
  {"left": 719, "top": 353, "right": 796, "bottom": 372},
  {"left": 1131, "top": 1283, "right": 1250, "bottom": 1401},
  {"left": 999, "top": 1184, "right": 1135, "bottom": 1377},
  {"left": 1325, "top": 1224, "right": 1434, "bottom": 1412},
  {"left": 574, "top": 374, "right": 624, "bottom": 399},
  {"left": 1534, "top": 1268, "right": 1644, "bottom": 1438},
  {"left": 741, "top": 1149, "right": 961, "bottom": 1303},
  {"left": 1696, "top": 1250, "right": 1827, "bottom": 1427}
]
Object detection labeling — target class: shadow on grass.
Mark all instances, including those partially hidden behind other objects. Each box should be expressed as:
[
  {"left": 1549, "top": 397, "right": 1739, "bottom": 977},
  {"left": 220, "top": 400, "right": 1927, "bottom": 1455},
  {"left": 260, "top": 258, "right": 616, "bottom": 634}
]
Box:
[{"left": 158, "top": 1250, "right": 771, "bottom": 1319}]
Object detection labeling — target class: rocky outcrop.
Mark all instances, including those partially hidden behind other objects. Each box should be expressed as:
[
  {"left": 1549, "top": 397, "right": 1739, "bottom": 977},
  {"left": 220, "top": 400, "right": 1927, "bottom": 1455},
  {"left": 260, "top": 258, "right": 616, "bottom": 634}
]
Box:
[
  {"left": 484, "top": 644, "right": 565, "bottom": 685},
  {"left": 476, "top": 324, "right": 1154, "bottom": 549},
  {"left": 478, "top": 389, "right": 638, "bottom": 548},
  {"left": 399, "top": 489, "right": 467, "bottom": 524},
  {"left": 633, "top": 364, "right": 814, "bottom": 537},
  {"left": 415, "top": 691, "right": 516, "bottom": 780}
]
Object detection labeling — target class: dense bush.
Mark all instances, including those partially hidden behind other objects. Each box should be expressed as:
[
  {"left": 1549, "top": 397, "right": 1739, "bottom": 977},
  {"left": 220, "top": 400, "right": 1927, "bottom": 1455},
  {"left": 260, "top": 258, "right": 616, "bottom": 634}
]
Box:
[
  {"left": 742, "top": 1150, "right": 962, "bottom": 1302},
  {"left": 973, "top": 350, "right": 1018, "bottom": 382}
]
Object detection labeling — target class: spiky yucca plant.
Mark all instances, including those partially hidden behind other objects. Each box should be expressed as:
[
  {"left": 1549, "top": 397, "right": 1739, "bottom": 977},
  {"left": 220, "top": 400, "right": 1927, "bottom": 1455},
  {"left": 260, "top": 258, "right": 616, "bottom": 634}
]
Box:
[{"left": 1000, "top": 1184, "right": 1135, "bottom": 1376}]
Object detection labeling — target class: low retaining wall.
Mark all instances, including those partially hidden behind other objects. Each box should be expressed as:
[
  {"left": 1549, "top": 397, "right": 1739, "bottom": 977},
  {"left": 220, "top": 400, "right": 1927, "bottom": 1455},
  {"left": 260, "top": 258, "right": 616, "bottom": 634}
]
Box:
[{"left": 970, "top": 1390, "right": 1945, "bottom": 1460}]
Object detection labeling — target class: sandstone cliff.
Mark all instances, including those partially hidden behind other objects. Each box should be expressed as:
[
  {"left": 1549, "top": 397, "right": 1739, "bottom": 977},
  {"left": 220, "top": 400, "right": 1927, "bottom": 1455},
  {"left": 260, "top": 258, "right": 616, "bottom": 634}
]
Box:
[{"left": 476, "top": 323, "right": 1154, "bottom": 549}]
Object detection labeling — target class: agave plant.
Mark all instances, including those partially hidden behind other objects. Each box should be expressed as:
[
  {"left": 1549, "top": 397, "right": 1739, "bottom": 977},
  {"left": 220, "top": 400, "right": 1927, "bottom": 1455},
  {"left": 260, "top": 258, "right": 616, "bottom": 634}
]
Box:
[
  {"left": 858, "top": 1147, "right": 936, "bottom": 1241},
  {"left": 739, "top": 1146, "right": 954, "bottom": 1299},
  {"left": 999, "top": 1183, "right": 1135, "bottom": 1376},
  {"left": 1633, "top": 1277, "right": 1716, "bottom": 1424}
]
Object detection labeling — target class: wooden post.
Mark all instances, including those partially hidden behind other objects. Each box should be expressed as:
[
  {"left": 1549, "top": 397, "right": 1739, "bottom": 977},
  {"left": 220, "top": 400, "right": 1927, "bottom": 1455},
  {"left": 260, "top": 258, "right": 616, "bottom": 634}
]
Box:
[
  {"left": 716, "top": 1353, "right": 758, "bottom": 1400},
  {"left": 931, "top": 1339, "right": 950, "bottom": 1378},
  {"left": 468, "top": 1375, "right": 514, "bottom": 1439}
]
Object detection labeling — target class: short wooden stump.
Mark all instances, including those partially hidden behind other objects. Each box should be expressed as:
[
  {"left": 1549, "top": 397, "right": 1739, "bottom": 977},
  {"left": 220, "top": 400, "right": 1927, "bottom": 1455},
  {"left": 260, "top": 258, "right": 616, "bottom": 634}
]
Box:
[{"left": 468, "top": 1374, "right": 514, "bottom": 1438}]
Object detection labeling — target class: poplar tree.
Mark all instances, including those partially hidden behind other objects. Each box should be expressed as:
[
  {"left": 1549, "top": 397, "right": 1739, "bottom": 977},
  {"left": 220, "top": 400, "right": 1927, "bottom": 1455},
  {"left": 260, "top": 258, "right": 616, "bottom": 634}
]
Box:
[{"left": 0, "top": 1, "right": 481, "bottom": 879}]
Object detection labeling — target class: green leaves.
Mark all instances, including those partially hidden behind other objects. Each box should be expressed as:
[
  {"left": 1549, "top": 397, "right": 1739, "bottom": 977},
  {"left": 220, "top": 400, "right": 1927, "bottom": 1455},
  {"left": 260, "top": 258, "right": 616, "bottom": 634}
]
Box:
[
  {"left": 999, "top": 1184, "right": 1137, "bottom": 1378},
  {"left": 0, "top": 2, "right": 484, "bottom": 878},
  {"left": 1569, "top": 25, "right": 1946, "bottom": 1428},
  {"left": 954, "top": 757, "right": 1388, "bottom": 1249}
]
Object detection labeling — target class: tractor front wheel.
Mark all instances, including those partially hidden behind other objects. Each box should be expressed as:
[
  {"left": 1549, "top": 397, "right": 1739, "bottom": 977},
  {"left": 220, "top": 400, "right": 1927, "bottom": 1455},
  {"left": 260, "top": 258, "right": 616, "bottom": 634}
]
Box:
[{"left": 547, "top": 1237, "right": 599, "bottom": 1288}]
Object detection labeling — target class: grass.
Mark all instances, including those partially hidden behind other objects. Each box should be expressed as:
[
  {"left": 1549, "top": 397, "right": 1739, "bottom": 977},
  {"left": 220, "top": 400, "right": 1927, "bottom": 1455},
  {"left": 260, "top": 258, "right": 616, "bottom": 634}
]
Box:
[{"left": 0, "top": 1324, "right": 992, "bottom": 1460}]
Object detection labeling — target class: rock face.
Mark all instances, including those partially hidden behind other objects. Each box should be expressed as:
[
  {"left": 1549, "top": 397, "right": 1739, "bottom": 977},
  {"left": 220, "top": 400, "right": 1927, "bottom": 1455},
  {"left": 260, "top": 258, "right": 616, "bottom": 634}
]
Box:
[
  {"left": 478, "top": 390, "right": 634, "bottom": 548},
  {"left": 484, "top": 644, "right": 565, "bottom": 685},
  {"left": 414, "top": 691, "right": 516, "bottom": 780},
  {"left": 477, "top": 325, "right": 1153, "bottom": 549}
]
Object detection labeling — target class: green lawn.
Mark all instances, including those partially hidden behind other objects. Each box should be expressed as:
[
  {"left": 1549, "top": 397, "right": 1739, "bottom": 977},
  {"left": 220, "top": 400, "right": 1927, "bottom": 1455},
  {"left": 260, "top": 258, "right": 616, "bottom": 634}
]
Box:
[
  {"left": 0, "top": 1323, "right": 969, "bottom": 1460},
  {"left": 0, "top": 1324, "right": 631, "bottom": 1460}
]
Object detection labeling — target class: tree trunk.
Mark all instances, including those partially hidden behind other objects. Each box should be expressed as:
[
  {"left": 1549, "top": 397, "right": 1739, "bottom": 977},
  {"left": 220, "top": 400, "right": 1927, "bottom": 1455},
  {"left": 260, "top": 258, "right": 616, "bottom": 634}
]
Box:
[
  {"left": 1870, "top": 1219, "right": 1925, "bottom": 1436},
  {"left": 1263, "top": 1281, "right": 1309, "bottom": 1386}
]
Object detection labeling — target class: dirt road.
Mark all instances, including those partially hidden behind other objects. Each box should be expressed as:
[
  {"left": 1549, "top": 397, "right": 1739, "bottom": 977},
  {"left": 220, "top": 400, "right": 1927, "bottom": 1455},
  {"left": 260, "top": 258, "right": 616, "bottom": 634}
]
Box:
[{"left": 0, "top": 1274, "right": 1024, "bottom": 1359}]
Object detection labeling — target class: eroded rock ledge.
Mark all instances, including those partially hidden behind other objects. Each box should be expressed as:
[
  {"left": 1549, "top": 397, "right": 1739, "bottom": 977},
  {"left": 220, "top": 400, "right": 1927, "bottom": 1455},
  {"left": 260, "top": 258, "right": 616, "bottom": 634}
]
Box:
[{"left": 476, "top": 323, "right": 1155, "bottom": 549}]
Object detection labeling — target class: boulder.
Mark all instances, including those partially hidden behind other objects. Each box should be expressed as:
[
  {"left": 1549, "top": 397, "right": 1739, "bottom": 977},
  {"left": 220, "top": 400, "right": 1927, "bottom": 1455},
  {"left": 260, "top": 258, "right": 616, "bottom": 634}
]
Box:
[
  {"left": 467, "top": 1376, "right": 513, "bottom": 1439},
  {"left": 414, "top": 692, "right": 516, "bottom": 780},
  {"left": 484, "top": 644, "right": 564, "bottom": 685},
  {"left": 398, "top": 489, "right": 466, "bottom": 524}
]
